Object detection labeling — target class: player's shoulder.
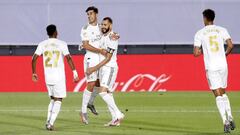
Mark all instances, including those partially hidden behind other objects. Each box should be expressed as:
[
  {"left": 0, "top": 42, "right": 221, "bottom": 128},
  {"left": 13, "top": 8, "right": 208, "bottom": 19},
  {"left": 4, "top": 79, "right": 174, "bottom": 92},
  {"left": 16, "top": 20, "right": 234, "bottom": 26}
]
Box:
[
  {"left": 194, "top": 28, "right": 203, "bottom": 38},
  {"left": 56, "top": 39, "right": 67, "bottom": 46},
  {"left": 215, "top": 25, "right": 228, "bottom": 33},
  {"left": 38, "top": 39, "right": 48, "bottom": 46},
  {"left": 82, "top": 24, "right": 89, "bottom": 30}
]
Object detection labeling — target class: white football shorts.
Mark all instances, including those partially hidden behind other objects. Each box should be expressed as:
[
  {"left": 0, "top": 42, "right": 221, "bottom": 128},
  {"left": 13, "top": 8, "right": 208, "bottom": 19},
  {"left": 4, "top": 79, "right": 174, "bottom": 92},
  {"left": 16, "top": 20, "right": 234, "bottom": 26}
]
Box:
[
  {"left": 84, "top": 56, "right": 100, "bottom": 82},
  {"left": 46, "top": 79, "right": 66, "bottom": 98},
  {"left": 206, "top": 68, "right": 228, "bottom": 90},
  {"left": 100, "top": 66, "right": 118, "bottom": 92}
]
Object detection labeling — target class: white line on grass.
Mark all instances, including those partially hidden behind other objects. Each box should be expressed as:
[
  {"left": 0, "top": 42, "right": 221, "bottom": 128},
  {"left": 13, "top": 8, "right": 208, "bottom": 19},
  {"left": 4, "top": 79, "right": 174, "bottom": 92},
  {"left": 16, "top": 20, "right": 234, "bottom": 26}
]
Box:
[{"left": 0, "top": 109, "right": 239, "bottom": 113}]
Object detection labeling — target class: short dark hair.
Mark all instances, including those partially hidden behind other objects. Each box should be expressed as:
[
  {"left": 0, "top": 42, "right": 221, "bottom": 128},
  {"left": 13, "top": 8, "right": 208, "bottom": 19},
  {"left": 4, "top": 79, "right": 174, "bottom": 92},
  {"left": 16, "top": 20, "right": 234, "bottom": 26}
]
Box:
[
  {"left": 202, "top": 9, "right": 215, "bottom": 21},
  {"left": 86, "top": 6, "right": 98, "bottom": 14},
  {"left": 103, "top": 17, "right": 113, "bottom": 24},
  {"left": 46, "top": 24, "right": 56, "bottom": 36}
]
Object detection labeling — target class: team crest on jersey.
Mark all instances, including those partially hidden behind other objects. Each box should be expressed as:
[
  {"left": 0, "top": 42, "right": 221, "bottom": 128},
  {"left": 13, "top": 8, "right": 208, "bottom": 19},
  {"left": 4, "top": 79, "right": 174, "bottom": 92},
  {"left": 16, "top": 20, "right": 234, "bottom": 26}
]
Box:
[{"left": 83, "top": 32, "right": 87, "bottom": 38}]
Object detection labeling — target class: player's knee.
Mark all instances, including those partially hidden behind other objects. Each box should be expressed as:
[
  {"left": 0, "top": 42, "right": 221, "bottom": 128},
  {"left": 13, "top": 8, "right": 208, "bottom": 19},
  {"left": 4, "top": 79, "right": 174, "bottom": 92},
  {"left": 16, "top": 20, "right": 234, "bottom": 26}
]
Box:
[
  {"left": 99, "top": 87, "right": 108, "bottom": 93},
  {"left": 95, "top": 79, "right": 100, "bottom": 87},
  {"left": 53, "top": 98, "right": 62, "bottom": 102},
  {"left": 87, "top": 81, "right": 96, "bottom": 91}
]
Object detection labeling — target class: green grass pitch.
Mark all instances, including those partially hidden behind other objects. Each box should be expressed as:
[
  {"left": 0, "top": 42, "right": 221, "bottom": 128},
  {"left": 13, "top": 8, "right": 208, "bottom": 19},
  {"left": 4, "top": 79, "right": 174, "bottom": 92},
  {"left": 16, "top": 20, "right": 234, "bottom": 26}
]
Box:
[{"left": 0, "top": 92, "right": 239, "bottom": 135}]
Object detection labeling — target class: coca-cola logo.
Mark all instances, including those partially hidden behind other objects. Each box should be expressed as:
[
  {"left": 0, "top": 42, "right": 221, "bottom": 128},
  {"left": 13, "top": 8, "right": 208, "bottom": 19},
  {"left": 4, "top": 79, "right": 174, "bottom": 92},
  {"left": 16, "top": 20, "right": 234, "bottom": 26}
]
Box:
[{"left": 73, "top": 73, "right": 171, "bottom": 92}]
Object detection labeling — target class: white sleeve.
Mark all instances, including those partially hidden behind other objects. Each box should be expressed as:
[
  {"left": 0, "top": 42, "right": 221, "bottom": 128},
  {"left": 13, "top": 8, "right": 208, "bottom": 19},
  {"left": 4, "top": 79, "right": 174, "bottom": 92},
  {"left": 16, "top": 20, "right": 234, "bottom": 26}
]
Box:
[
  {"left": 107, "top": 40, "right": 118, "bottom": 54},
  {"left": 80, "top": 27, "right": 89, "bottom": 41},
  {"left": 62, "top": 42, "right": 70, "bottom": 56},
  {"left": 222, "top": 28, "right": 231, "bottom": 41},
  {"left": 194, "top": 31, "right": 202, "bottom": 47},
  {"left": 34, "top": 44, "right": 43, "bottom": 56}
]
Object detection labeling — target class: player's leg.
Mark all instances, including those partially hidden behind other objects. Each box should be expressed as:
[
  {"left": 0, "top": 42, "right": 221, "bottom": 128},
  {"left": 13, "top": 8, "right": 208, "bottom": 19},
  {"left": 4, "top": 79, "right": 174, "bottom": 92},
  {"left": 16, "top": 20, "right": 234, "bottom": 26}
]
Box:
[
  {"left": 87, "top": 79, "right": 100, "bottom": 115},
  {"left": 81, "top": 61, "right": 98, "bottom": 124},
  {"left": 46, "top": 85, "right": 54, "bottom": 125},
  {"left": 220, "top": 88, "right": 235, "bottom": 130},
  {"left": 81, "top": 81, "right": 95, "bottom": 124},
  {"left": 219, "top": 68, "right": 235, "bottom": 130},
  {"left": 46, "top": 82, "right": 66, "bottom": 131},
  {"left": 46, "top": 97, "right": 63, "bottom": 131},
  {"left": 99, "top": 67, "right": 124, "bottom": 126},
  {"left": 208, "top": 70, "right": 230, "bottom": 133}
]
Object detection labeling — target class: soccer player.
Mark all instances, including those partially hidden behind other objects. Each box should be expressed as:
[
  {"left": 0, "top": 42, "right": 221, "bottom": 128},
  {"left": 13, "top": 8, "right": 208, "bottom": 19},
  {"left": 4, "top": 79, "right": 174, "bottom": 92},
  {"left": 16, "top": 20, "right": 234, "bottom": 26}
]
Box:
[
  {"left": 86, "top": 17, "right": 124, "bottom": 126},
  {"left": 193, "top": 9, "right": 234, "bottom": 133},
  {"left": 32, "top": 24, "right": 79, "bottom": 131},
  {"left": 79, "top": 6, "right": 104, "bottom": 123},
  {"left": 80, "top": 6, "right": 120, "bottom": 124}
]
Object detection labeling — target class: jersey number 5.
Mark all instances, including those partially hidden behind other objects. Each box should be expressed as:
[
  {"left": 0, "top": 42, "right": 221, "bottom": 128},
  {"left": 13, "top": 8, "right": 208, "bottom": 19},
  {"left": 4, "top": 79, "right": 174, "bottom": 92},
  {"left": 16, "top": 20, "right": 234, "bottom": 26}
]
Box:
[
  {"left": 44, "top": 51, "right": 60, "bottom": 67},
  {"left": 209, "top": 35, "right": 219, "bottom": 52}
]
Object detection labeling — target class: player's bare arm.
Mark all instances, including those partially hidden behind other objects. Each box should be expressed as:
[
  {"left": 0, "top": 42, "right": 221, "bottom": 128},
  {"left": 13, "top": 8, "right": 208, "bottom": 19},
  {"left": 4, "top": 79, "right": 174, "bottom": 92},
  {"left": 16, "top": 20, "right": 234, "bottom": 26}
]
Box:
[
  {"left": 31, "top": 54, "right": 39, "bottom": 82},
  {"left": 65, "top": 54, "right": 79, "bottom": 82},
  {"left": 82, "top": 40, "right": 107, "bottom": 56},
  {"left": 86, "top": 52, "right": 113, "bottom": 75},
  {"left": 225, "top": 39, "right": 234, "bottom": 56},
  {"left": 193, "top": 46, "right": 202, "bottom": 57}
]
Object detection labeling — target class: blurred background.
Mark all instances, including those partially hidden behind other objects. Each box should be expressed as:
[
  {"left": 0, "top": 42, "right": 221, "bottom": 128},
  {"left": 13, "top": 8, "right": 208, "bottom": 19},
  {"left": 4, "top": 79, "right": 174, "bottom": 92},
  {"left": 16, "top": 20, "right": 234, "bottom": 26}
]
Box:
[{"left": 0, "top": 0, "right": 239, "bottom": 92}]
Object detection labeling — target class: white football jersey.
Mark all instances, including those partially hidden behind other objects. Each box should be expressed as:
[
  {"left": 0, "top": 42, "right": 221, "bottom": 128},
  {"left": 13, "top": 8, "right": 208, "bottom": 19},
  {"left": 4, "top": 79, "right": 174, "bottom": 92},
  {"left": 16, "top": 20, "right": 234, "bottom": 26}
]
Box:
[
  {"left": 100, "top": 31, "right": 118, "bottom": 67},
  {"left": 80, "top": 23, "right": 102, "bottom": 59},
  {"left": 194, "top": 25, "right": 231, "bottom": 70},
  {"left": 35, "top": 38, "right": 69, "bottom": 84}
]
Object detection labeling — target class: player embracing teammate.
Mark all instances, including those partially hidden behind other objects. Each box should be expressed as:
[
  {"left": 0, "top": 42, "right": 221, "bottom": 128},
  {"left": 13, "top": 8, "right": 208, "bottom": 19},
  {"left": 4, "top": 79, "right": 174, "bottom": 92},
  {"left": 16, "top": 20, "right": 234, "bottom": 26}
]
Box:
[{"left": 79, "top": 6, "right": 123, "bottom": 126}]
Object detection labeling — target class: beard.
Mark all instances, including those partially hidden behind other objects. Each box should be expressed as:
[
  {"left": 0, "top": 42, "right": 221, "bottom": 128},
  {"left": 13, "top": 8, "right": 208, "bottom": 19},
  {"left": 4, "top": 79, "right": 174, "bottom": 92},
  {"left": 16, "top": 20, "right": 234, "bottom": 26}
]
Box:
[{"left": 102, "top": 27, "right": 110, "bottom": 34}]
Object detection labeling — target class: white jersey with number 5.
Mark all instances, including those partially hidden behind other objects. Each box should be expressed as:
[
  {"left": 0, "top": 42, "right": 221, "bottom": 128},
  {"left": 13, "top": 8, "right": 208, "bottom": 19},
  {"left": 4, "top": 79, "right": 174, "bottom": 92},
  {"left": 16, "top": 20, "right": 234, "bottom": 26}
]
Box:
[
  {"left": 35, "top": 38, "right": 70, "bottom": 84},
  {"left": 194, "top": 25, "right": 231, "bottom": 70}
]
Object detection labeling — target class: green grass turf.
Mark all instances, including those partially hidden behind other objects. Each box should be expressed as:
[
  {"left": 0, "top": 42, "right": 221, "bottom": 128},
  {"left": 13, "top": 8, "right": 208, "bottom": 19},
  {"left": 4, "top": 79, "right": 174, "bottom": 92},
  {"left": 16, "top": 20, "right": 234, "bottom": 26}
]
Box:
[{"left": 0, "top": 92, "right": 239, "bottom": 135}]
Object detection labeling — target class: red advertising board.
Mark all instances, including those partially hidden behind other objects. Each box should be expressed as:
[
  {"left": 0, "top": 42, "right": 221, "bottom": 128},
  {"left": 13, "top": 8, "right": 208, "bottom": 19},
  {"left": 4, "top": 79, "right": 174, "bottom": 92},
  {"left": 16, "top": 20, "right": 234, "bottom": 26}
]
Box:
[{"left": 0, "top": 54, "right": 239, "bottom": 92}]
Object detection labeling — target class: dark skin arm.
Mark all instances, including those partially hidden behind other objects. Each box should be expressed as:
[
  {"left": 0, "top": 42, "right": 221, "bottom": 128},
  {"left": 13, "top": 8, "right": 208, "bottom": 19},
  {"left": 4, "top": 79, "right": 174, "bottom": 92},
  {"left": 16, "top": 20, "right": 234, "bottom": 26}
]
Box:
[
  {"left": 86, "top": 52, "right": 113, "bottom": 75},
  {"left": 32, "top": 54, "right": 39, "bottom": 82},
  {"left": 193, "top": 46, "right": 202, "bottom": 57},
  {"left": 225, "top": 39, "right": 234, "bottom": 56},
  {"left": 31, "top": 54, "right": 79, "bottom": 82},
  {"left": 65, "top": 54, "right": 79, "bottom": 82}
]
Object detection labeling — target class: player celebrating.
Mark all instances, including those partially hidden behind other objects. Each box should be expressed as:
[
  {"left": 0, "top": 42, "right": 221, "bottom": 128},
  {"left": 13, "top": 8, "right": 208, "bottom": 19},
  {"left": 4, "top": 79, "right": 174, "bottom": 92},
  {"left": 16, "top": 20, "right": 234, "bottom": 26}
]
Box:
[
  {"left": 86, "top": 17, "right": 124, "bottom": 126},
  {"left": 32, "top": 24, "right": 79, "bottom": 131},
  {"left": 79, "top": 6, "right": 119, "bottom": 124},
  {"left": 193, "top": 9, "right": 234, "bottom": 133},
  {"left": 79, "top": 6, "right": 105, "bottom": 124}
]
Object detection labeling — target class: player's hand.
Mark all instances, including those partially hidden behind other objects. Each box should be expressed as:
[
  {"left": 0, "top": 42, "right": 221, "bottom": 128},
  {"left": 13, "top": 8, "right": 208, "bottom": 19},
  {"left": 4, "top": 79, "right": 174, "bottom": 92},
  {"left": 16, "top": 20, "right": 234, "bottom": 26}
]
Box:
[
  {"left": 100, "top": 49, "right": 108, "bottom": 57},
  {"left": 32, "top": 73, "right": 38, "bottom": 82},
  {"left": 73, "top": 70, "right": 79, "bottom": 83},
  {"left": 110, "top": 32, "right": 120, "bottom": 41},
  {"left": 86, "top": 67, "right": 95, "bottom": 75}
]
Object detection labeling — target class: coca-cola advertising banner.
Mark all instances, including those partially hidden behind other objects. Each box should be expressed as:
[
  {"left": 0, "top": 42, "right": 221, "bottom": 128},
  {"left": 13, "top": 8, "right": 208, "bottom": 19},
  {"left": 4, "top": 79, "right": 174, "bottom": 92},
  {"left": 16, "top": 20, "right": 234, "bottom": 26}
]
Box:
[{"left": 0, "top": 54, "right": 239, "bottom": 92}]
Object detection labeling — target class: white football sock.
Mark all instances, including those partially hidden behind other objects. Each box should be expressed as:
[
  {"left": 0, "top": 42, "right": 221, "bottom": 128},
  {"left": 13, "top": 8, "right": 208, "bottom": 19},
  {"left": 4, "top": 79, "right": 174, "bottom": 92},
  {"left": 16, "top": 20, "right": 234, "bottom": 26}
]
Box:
[
  {"left": 99, "top": 92, "right": 122, "bottom": 119},
  {"left": 107, "top": 93, "right": 117, "bottom": 121},
  {"left": 88, "top": 87, "right": 99, "bottom": 105},
  {"left": 222, "top": 94, "right": 233, "bottom": 121},
  {"left": 81, "top": 89, "right": 92, "bottom": 113},
  {"left": 49, "top": 100, "right": 62, "bottom": 125},
  {"left": 216, "top": 96, "right": 227, "bottom": 124},
  {"left": 47, "top": 99, "right": 54, "bottom": 123}
]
